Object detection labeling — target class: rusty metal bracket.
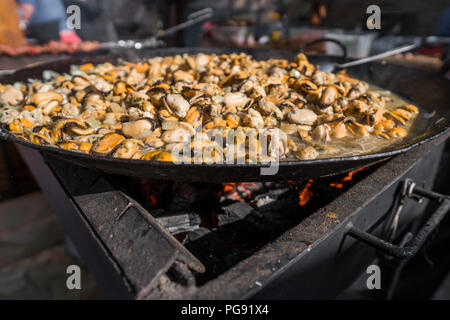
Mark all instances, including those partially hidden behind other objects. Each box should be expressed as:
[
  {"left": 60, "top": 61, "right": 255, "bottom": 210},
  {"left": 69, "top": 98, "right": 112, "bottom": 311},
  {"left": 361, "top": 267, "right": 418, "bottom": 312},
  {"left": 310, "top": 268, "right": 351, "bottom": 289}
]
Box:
[
  {"left": 347, "top": 179, "right": 450, "bottom": 259},
  {"left": 74, "top": 191, "right": 205, "bottom": 299}
]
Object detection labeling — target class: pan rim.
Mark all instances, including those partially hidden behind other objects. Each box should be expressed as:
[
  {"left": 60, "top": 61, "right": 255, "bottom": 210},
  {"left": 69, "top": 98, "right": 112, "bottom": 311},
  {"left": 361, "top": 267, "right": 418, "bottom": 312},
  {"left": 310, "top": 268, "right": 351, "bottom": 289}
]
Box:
[
  {"left": 1, "top": 48, "right": 449, "bottom": 171},
  {"left": 3, "top": 124, "right": 448, "bottom": 168}
]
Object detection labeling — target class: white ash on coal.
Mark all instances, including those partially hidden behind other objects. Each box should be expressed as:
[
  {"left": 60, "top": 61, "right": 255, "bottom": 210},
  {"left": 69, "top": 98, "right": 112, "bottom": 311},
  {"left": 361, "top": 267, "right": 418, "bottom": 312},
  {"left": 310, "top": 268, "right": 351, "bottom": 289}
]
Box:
[
  {"left": 218, "top": 202, "right": 255, "bottom": 227},
  {"left": 153, "top": 210, "right": 201, "bottom": 235}
]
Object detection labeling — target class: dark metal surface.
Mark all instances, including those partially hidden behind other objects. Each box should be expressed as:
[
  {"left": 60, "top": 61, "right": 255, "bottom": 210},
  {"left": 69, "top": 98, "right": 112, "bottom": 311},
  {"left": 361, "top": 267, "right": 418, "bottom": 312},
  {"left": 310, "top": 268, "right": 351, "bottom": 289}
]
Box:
[
  {"left": 75, "top": 191, "right": 205, "bottom": 299},
  {"left": 15, "top": 143, "right": 133, "bottom": 299},
  {"left": 16, "top": 144, "right": 205, "bottom": 299},
  {"left": 1, "top": 48, "right": 449, "bottom": 182},
  {"left": 194, "top": 134, "right": 448, "bottom": 299},
  {"left": 348, "top": 182, "right": 450, "bottom": 259}
]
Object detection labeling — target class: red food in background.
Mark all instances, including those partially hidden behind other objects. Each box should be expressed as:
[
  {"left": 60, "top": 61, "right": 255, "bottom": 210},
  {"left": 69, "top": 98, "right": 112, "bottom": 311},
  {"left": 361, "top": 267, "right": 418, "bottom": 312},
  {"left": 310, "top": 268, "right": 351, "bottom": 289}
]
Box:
[{"left": 0, "top": 41, "right": 100, "bottom": 56}]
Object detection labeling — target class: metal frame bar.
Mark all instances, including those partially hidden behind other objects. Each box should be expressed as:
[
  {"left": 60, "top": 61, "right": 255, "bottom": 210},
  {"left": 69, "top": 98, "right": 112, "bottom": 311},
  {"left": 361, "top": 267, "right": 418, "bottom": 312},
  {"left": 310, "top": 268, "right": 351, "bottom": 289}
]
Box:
[{"left": 348, "top": 189, "right": 450, "bottom": 259}]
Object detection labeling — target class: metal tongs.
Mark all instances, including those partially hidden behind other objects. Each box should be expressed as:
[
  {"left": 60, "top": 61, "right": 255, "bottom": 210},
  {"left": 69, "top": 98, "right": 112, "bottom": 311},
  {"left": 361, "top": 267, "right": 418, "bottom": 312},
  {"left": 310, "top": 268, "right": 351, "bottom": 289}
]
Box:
[
  {"left": 318, "top": 43, "right": 417, "bottom": 73},
  {"left": 100, "top": 8, "right": 214, "bottom": 50},
  {"left": 335, "top": 43, "right": 417, "bottom": 69}
]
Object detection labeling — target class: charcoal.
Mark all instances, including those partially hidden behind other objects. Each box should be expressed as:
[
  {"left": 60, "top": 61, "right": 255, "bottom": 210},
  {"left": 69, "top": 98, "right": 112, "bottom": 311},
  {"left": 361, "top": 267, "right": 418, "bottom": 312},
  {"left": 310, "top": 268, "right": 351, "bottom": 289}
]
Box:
[
  {"left": 183, "top": 227, "right": 212, "bottom": 244},
  {"left": 254, "top": 188, "right": 290, "bottom": 208},
  {"left": 169, "top": 196, "right": 193, "bottom": 212},
  {"left": 254, "top": 195, "right": 275, "bottom": 208},
  {"left": 155, "top": 211, "right": 200, "bottom": 235},
  {"left": 236, "top": 182, "right": 264, "bottom": 196},
  {"left": 268, "top": 187, "right": 289, "bottom": 198},
  {"left": 218, "top": 202, "right": 254, "bottom": 227},
  {"left": 220, "top": 182, "right": 265, "bottom": 202}
]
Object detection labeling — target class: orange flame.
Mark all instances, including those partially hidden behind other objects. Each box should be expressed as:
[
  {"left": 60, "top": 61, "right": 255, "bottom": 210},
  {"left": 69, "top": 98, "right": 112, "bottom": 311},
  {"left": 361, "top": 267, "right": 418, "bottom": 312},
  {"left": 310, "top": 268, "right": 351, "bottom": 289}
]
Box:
[
  {"left": 299, "top": 179, "right": 315, "bottom": 206},
  {"left": 222, "top": 182, "right": 237, "bottom": 193},
  {"left": 221, "top": 182, "right": 262, "bottom": 202},
  {"left": 222, "top": 182, "right": 242, "bottom": 201},
  {"left": 149, "top": 194, "right": 158, "bottom": 207},
  {"left": 329, "top": 167, "right": 367, "bottom": 188}
]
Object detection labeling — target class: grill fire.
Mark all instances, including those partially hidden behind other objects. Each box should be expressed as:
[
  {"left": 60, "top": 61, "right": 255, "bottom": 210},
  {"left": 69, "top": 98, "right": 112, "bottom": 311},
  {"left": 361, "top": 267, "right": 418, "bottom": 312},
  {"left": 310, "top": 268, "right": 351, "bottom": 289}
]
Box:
[{"left": 126, "top": 166, "right": 374, "bottom": 283}]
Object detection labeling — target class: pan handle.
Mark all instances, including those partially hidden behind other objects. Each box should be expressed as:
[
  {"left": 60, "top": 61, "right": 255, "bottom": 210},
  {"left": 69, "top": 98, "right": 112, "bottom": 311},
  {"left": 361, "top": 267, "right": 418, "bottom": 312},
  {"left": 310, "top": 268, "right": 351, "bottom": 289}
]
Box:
[{"left": 346, "top": 179, "right": 450, "bottom": 259}]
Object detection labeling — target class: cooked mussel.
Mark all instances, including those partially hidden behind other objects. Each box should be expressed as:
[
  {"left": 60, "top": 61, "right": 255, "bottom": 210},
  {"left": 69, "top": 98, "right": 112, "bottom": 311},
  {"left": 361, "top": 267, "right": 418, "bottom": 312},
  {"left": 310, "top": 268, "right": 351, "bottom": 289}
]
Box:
[{"left": 92, "top": 133, "right": 125, "bottom": 154}]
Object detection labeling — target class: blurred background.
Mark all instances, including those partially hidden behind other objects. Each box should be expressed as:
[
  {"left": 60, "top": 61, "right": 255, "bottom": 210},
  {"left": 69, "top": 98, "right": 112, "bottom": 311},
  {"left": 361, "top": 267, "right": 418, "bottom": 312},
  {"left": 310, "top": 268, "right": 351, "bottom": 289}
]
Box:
[
  {"left": 0, "top": 0, "right": 449, "bottom": 71},
  {"left": 0, "top": 0, "right": 449, "bottom": 300}
]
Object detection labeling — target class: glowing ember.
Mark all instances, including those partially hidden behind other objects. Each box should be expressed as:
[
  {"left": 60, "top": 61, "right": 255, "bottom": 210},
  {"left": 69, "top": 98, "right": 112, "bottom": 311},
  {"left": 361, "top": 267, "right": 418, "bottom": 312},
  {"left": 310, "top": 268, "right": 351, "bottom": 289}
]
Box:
[
  {"left": 222, "top": 183, "right": 242, "bottom": 201},
  {"left": 298, "top": 179, "right": 315, "bottom": 206},
  {"left": 329, "top": 182, "right": 344, "bottom": 188},
  {"left": 221, "top": 182, "right": 260, "bottom": 202},
  {"left": 149, "top": 194, "right": 158, "bottom": 207},
  {"left": 137, "top": 165, "right": 372, "bottom": 217},
  {"left": 329, "top": 167, "right": 367, "bottom": 189}
]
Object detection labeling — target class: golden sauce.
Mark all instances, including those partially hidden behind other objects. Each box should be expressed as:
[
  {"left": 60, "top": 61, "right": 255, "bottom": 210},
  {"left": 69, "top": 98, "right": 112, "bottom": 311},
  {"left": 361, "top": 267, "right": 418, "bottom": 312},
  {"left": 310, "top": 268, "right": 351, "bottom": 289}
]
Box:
[{"left": 284, "top": 85, "right": 425, "bottom": 160}]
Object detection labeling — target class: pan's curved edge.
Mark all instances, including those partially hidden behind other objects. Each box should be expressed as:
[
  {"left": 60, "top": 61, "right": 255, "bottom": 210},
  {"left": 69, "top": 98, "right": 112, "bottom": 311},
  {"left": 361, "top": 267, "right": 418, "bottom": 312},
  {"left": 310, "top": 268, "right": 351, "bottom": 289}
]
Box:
[
  {"left": 3, "top": 123, "right": 448, "bottom": 168},
  {"left": 0, "top": 48, "right": 449, "bottom": 181}
]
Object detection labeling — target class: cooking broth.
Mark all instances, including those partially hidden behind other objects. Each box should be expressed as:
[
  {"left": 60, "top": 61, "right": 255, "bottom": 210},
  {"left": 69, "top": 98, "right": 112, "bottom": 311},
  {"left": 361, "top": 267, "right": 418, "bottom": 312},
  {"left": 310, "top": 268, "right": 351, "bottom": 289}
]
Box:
[{"left": 284, "top": 86, "right": 424, "bottom": 160}]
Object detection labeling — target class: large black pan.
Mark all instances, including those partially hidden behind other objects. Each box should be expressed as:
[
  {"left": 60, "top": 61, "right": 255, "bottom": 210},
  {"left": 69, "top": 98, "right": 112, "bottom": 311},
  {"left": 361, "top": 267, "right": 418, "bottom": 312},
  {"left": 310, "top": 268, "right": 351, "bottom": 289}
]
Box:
[{"left": 0, "top": 48, "right": 448, "bottom": 182}]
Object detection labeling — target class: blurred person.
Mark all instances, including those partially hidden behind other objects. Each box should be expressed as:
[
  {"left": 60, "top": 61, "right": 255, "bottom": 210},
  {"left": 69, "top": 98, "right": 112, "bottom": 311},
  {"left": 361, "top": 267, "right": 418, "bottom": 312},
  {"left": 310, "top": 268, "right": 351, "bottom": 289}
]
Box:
[
  {"left": 0, "top": 0, "right": 25, "bottom": 45},
  {"left": 61, "top": 0, "right": 118, "bottom": 42},
  {"left": 17, "top": 0, "right": 81, "bottom": 43},
  {"left": 437, "top": 6, "right": 450, "bottom": 37},
  {"left": 60, "top": 0, "right": 162, "bottom": 43},
  {"left": 309, "top": 0, "right": 327, "bottom": 26}
]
